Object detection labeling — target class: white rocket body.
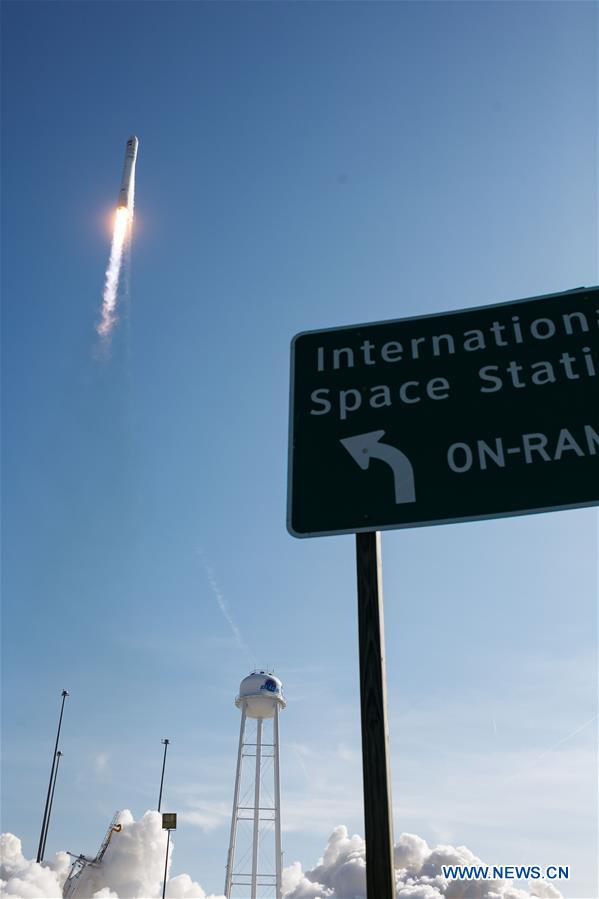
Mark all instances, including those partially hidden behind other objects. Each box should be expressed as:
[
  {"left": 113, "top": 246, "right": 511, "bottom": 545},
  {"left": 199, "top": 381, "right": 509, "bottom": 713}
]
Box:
[{"left": 118, "top": 135, "right": 139, "bottom": 209}]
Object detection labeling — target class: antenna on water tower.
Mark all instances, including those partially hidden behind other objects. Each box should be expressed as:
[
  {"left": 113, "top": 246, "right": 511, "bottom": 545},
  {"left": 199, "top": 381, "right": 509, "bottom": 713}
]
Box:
[{"left": 224, "top": 670, "right": 286, "bottom": 899}]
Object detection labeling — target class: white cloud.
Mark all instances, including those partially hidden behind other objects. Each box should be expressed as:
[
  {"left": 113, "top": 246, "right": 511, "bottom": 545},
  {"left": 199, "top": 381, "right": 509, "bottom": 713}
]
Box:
[
  {"left": 335, "top": 744, "right": 356, "bottom": 763},
  {"left": 179, "top": 801, "right": 230, "bottom": 833},
  {"left": 93, "top": 753, "right": 110, "bottom": 777}
]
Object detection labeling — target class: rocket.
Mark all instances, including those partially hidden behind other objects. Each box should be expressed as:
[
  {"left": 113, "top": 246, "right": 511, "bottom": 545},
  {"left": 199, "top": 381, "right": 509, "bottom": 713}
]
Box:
[{"left": 117, "top": 135, "right": 139, "bottom": 209}]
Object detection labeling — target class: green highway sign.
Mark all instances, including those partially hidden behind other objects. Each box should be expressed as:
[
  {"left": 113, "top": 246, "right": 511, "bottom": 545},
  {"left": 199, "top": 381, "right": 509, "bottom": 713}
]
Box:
[{"left": 287, "top": 286, "right": 599, "bottom": 537}]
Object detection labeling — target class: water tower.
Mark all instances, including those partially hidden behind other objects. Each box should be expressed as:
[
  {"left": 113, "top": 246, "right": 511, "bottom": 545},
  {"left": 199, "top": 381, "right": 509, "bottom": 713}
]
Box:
[{"left": 224, "top": 671, "right": 286, "bottom": 899}]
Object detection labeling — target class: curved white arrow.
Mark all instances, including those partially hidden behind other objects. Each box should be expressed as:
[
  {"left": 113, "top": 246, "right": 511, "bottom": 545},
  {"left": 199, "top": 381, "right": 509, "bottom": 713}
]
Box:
[{"left": 340, "top": 430, "right": 416, "bottom": 504}]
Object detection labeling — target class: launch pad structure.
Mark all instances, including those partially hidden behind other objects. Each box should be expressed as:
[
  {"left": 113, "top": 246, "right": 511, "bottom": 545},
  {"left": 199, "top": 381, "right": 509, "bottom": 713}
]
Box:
[{"left": 62, "top": 812, "right": 122, "bottom": 899}]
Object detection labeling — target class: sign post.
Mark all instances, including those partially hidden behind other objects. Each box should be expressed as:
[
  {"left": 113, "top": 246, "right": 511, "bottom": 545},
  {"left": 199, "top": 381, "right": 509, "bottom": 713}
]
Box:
[
  {"left": 287, "top": 286, "right": 598, "bottom": 899},
  {"left": 356, "top": 531, "right": 395, "bottom": 899},
  {"left": 161, "top": 813, "right": 177, "bottom": 899}
]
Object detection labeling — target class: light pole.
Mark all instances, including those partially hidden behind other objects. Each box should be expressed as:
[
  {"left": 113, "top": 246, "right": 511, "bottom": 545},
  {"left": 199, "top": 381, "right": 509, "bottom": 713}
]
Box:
[
  {"left": 158, "top": 739, "right": 170, "bottom": 812},
  {"left": 41, "top": 751, "right": 62, "bottom": 859},
  {"left": 37, "top": 690, "right": 69, "bottom": 863}
]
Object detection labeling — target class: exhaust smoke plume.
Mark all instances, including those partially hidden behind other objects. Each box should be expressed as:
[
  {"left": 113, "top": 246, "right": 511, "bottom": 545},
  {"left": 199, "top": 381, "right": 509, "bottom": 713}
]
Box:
[
  {"left": 1, "top": 811, "right": 223, "bottom": 899},
  {"left": 97, "top": 136, "right": 138, "bottom": 346},
  {"left": 97, "top": 207, "right": 131, "bottom": 343},
  {"left": 1, "top": 817, "right": 565, "bottom": 899},
  {"left": 283, "top": 826, "right": 564, "bottom": 899}
]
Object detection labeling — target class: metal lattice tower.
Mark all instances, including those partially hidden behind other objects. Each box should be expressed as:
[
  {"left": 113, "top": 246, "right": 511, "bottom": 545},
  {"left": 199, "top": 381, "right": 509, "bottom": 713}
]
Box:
[
  {"left": 224, "top": 671, "right": 286, "bottom": 899},
  {"left": 62, "top": 812, "right": 122, "bottom": 898}
]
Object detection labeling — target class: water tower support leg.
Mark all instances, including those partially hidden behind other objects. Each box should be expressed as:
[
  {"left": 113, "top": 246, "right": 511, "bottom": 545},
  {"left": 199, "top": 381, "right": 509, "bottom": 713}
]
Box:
[
  {"left": 274, "top": 703, "right": 282, "bottom": 899},
  {"left": 251, "top": 717, "right": 263, "bottom": 899},
  {"left": 225, "top": 704, "right": 247, "bottom": 897}
]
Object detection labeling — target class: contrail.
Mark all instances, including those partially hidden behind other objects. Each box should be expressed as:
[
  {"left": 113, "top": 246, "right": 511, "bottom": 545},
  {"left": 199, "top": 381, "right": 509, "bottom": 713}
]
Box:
[
  {"left": 529, "top": 713, "right": 598, "bottom": 764},
  {"left": 96, "top": 136, "right": 138, "bottom": 346},
  {"left": 504, "top": 713, "right": 598, "bottom": 783},
  {"left": 197, "top": 549, "right": 254, "bottom": 664}
]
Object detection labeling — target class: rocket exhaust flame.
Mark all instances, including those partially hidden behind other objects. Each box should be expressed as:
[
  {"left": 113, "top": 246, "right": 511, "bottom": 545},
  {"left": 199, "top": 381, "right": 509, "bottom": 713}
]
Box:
[{"left": 96, "top": 136, "right": 138, "bottom": 343}]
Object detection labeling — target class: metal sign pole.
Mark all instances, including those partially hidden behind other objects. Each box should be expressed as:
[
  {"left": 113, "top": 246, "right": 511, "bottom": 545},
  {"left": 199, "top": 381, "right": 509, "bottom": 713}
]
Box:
[
  {"left": 161, "top": 814, "right": 176, "bottom": 899},
  {"left": 355, "top": 531, "right": 395, "bottom": 899},
  {"left": 162, "top": 829, "right": 170, "bottom": 899}
]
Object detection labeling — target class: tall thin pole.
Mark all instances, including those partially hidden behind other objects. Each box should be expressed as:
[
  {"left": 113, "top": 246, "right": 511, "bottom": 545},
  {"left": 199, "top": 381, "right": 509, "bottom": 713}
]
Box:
[
  {"left": 251, "top": 717, "right": 263, "bottom": 899},
  {"left": 355, "top": 532, "right": 395, "bottom": 899},
  {"left": 273, "top": 704, "right": 283, "bottom": 899},
  {"left": 158, "top": 739, "right": 170, "bottom": 813},
  {"left": 161, "top": 829, "right": 170, "bottom": 899},
  {"left": 40, "top": 751, "right": 62, "bottom": 859},
  {"left": 224, "top": 705, "right": 246, "bottom": 898},
  {"left": 37, "top": 689, "right": 69, "bottom": 863}
]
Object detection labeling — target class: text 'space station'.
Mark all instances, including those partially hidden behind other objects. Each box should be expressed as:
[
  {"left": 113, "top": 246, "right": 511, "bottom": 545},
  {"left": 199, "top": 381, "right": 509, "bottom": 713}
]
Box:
[{"left": 287, "top": 287, "right": 599, "bottom": 537}]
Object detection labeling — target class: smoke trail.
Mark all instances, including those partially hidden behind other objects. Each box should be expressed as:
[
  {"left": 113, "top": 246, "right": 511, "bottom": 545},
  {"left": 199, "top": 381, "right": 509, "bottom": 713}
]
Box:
[{"left": 97, "top": 206, "right": 131, "bottom": 343}]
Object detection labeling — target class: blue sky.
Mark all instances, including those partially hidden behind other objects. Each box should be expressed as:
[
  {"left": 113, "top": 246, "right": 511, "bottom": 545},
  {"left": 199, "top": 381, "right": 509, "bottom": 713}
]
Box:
[{"left": 1, "top": 1, "right": 597, "bottom": 897}]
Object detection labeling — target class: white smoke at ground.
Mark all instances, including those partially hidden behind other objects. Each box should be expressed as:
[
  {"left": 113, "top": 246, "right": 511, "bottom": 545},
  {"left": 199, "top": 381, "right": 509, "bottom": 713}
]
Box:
[
  {"left": 96, "top": 206, "right": 131, "bottom": 346},
  {"left": 0, "top": 811, "right": 224, "bottom": 899},
  {"left": 1, "top": 816, "right": 566, "bottom": 899},
  {"left": 281, "top": 826, "right": 564, "bottom": 899},
  {"left": 0, "top": 832, "right": 70, "bottom": 898}
]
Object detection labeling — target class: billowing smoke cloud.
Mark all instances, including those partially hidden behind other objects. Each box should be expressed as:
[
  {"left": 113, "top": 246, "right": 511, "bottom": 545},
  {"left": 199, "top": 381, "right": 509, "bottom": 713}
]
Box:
[
  {"left": 1, "top": 817, "right": 566, "bottom": 899},
  {"left": 0, "top": 832, "right": 70, "bottom": 898},
  {"left": 281, "top": 826, "right": 564, "bottom": 899},
  {"left": 1, "top": 811, "right": 224, "bottom": 899}
]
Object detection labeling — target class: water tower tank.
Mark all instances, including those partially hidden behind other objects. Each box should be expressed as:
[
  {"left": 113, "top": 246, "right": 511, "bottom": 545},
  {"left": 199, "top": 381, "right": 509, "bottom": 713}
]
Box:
[{"left": 235, "top": 671, "right": 286, "bottom": 719}]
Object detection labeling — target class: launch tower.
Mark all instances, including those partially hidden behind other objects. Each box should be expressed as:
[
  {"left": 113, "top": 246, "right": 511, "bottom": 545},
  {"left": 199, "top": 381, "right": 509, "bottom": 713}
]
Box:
[
  {"left": 224, "top": 671, "right": 286, "bottom": 899},
  {"left": 62, "top": 813, "right": 122, "bottom": 898}
]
